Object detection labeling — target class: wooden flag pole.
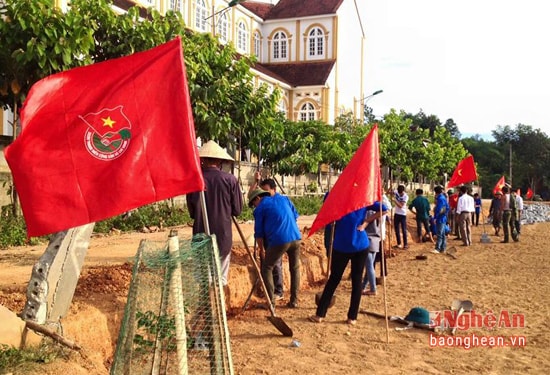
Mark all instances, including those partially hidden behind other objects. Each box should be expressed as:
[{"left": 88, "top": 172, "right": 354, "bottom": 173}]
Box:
[{"left": 380, "top": 187, "right": 390, "bottom": 344}]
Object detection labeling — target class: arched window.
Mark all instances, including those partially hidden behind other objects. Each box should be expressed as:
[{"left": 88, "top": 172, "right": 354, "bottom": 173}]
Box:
[
  {"left": 308, "top": 27, "right": 324, "bottom": 57},
  {"left": 299, "top": 102, "right": 316, "bottom": 121},
  {"left": 253, "top": 31, "right": 261, "bottom": 58},
  {"left": 237, "top": 21, "right": 249, "bottom": 52},
  {"left": 278, "top": 100, "right": 287, "bottom": 116},
  {"left": 216, "top": 12, "right": 229, "bottom": 43},
  {"left": 195, "top": 0, "right": 208, "bottom": 32},
  {"left": 272, "top": 31, "right": 288, "bottom": 60}
]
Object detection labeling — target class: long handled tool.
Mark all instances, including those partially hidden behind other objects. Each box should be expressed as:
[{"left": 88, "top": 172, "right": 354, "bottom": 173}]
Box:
[
  {"left": 232, "top": 216, "right": 293, "bottom": 337},
  {"left": 361, "top": 310, "right": 435, "bottom": 332}
]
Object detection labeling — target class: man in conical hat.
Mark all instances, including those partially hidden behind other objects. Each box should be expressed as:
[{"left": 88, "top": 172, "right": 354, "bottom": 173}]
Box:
[{"left": 186, "top": 140, "right": 243, "bottom": 286}]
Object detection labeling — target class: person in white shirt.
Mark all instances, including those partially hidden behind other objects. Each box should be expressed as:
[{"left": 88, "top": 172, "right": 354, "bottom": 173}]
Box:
[
  {"left": 512, "top": 188, "right": 524, "bottom": 241},
  {"left": 392, "top": 185, "right": 409, "bottom": 249},
  {"left": 456, "top": 185, "right": 475, "bottom": 246}
]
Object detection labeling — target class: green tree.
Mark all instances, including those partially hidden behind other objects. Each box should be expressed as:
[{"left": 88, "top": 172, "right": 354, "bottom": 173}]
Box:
[
  {"left": 1, "top": 0, "right": 282, "bottom": 214},
  {"left": 0, "top": 0, "right": 96, "bottom": 117},
  {"left": 493, "top": 124, "right": 550, "bottom": 196},
  {"left": 378, "top": 110, "right": 415, "bottom": 182}
]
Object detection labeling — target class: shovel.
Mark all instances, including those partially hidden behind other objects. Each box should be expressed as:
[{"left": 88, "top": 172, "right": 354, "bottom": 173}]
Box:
[
  {"left": 232, "top": 217, "right": 293, "bottom": 337},
  {"left": 451, "top": 299, "right": 473, "bottom": 335}
]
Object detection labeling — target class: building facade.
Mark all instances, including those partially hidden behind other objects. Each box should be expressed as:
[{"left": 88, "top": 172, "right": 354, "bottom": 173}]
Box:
[{"left": 108, "top": 0, "right": 368, "bottom": 124}]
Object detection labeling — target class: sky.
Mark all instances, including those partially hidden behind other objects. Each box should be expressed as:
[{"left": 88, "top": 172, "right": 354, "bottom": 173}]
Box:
[{"left": 363, "top": 0, "right": 550, "bottom": 139}]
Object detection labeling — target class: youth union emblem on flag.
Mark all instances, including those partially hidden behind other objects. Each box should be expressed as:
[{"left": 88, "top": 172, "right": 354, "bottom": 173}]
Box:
[{"left": 79, "top": 105, "right": 132, "bottom": 160}]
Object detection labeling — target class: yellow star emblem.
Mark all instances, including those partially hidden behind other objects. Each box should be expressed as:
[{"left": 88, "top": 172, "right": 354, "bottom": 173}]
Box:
[{"left": 101, "top": 116, "right": 116, "bottom": 128}]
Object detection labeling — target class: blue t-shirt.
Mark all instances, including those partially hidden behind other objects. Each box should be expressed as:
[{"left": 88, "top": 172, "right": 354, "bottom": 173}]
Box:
[
  {"left": 253, "top": 195, "right": 301, "bottom": 247},
  {"left": 434, "top": 193, "right": 449, "bottom": 224},
  {"left": 474, "top": 197, "right": 482, "bottom": 213},
  {"left": 332, "top": 207, "right": 370, "bottom": 253}
]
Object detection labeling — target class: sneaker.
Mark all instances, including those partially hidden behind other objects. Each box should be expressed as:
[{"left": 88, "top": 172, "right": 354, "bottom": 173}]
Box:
[
  {"left": 286, "top": 301, "right": 298, "bottom": 308},
  {"left": 274, "top": 294, "right": 284, "bottom": 301},
  {"left": 362, "top": 290, "right": 377, "bottom": 296},
  {"left": 432, "top": 249, "right": 441, "bottom": 254}
]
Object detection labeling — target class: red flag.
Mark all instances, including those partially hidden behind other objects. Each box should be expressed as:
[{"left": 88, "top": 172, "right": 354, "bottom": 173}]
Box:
[
  {"left": 446, "top": 155, "right": 477, "bottom": 188},
  {"left": 492, "top": 176, "right": 506, "bottom": 195},
  {"left": 4, "top": 38, "right": 204, "bottom": 237},
  {"left": 526, "top": 187, "right": 534, "bottom": 199},
  {"left": 308, "top": 124, "right": 381, "bottom": 237}
]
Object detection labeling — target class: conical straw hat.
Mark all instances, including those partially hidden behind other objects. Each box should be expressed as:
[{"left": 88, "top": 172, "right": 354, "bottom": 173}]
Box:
[{"left": 199, "top": 140, "right": 234, "bottom": 161}]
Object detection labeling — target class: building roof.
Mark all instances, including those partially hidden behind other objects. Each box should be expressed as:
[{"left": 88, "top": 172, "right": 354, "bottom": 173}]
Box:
[
  {"left": 240, "top": 1, "right": 274, "bottom": 19},
  {"left": 256, "top": 60, "right": 335, "bottom": 87},
  {"left": 264, "top": 0, "right": 344, "bottom": 20}
]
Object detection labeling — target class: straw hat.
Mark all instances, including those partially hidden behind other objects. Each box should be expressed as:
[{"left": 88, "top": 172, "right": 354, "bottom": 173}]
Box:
[{"left": 199, "top": 140, "right": 234, "bottom": 161}]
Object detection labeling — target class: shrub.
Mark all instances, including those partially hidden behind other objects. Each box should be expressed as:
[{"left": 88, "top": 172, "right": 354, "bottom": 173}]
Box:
[
  {"left": 0, "top": 196, "right": 323, "bottom": 247},
  {"left": 0, "top": 205, "right": 42, "bottom": 248}
]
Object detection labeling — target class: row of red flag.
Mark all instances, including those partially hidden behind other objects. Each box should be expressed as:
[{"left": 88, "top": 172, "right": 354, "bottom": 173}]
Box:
[
  {"left": 492, "top": 176, "right": 533, "bottom": 198},
  {"left": 446, "top": 157, "right": 534, "bottom": 199}
]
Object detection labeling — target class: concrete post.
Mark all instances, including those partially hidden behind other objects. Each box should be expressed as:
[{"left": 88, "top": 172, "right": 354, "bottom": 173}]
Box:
[{"left": 20, "top": 223, "right": 95, "bottom": 325}]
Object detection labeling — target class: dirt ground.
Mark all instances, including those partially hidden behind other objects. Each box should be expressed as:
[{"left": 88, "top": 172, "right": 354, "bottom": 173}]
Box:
[{"left": 0, "top": 204, "right": 549, "bottom": 374}]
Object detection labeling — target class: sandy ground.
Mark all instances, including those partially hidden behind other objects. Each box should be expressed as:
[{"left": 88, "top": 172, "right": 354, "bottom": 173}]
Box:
[{"left": 0, "top": 206, "right": 549, "bottom": 374}]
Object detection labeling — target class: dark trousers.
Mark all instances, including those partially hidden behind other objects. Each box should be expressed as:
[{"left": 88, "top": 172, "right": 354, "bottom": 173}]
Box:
[
  {"left": 316, "top": 248, "right": 367, "bottom": 320},
  {"left": 474, "top": 211, "right": 480, "bottom": 226},
  {"left": 375, "top": 248, "right": 388, "bottom": 277},
  {"left": 393, "top": 214, "right": 408, "bottom": 246},
  {"left": 273, "top": 257, "right": 284, "bottom": 295},
  {"left": 262, "top": 240, "right": 300, "bottom": 305},
  {"left": 415, "top": 217, "right": 431, "bottom": 240}
]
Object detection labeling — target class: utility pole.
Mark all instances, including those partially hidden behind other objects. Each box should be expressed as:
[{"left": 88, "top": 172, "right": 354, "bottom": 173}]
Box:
[{"left": 510, "top": 142, "right": 514, "bottom": 189}]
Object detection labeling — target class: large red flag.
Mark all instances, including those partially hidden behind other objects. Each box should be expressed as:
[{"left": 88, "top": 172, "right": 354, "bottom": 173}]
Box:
[
  {"left": 526, "top": 187, "right": 534, "bottom": 199},
  {"left": 492, "top": 176, "right": 506, "bottom": 195},
  {"left": 4, "top": 38, "right": 204, "bottom": 237},
  {"left": 446, "top": 155, "right": 477, "bottom": 188},
  {"left": 308, "top": 124, "right": 381, "bottom": 237}
]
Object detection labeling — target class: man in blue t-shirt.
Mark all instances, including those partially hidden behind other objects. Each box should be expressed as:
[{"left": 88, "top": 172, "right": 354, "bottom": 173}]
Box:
[
  {"left": 433, "top": 186, "right": 450, "bottom": 254},
  {"left": 250, "top": 189, "right": 302, "bottom": 308}
]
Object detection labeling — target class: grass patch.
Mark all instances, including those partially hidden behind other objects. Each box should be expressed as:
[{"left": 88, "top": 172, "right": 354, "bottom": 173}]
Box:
[{"left": 0, "top": 341, "right": 67, "bottom": 374}]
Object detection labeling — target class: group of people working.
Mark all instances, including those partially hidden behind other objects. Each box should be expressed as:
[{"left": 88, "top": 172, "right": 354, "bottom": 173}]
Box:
[
  {"left": 186, "top": 140, "right": 302, "bottom": 309},
  {"left": 187, "top": 140, "right": 523, "bottom": 326}
]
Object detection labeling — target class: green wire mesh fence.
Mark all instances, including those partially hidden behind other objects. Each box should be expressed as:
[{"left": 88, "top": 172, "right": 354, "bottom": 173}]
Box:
[{"left": 111, "top": 231, "right": 233, "bottom": 375}]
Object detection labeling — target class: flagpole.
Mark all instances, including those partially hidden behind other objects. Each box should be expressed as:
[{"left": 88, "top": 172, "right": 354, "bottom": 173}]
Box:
[
  {"left": 200, "top": 192, "right": 211, "bottom": 235},
  {"left": 379, "top": 184, "right": 390, "bottom": 344}
]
